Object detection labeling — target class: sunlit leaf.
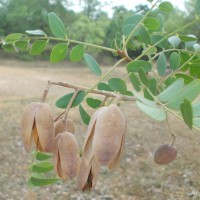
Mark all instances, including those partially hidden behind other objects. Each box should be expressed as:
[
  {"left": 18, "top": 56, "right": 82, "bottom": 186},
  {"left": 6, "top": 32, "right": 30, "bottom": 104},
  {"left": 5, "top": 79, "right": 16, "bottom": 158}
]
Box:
[
  {"left": 158, "top": 78, "right": 184, "bottom": 103},
  {"left": 15, "top": 40, "right": 28, "bottom": 51},
  {"left": 144, "top": 17, "right": 160, "bottom": 31},
  {"left": 26, "top": 30, "right": 46, "bottom": 36},
  {"left": 31, "top": 162, "right": 54, "bottom": 173},
  {"left": 178, "top": 34, "right": 197, "bottom": 42},
  {"left": 5, "top": 33, "right": 25, "bottom": 42},
  {"left": 50, "top": 43, "right": 68, "bottom": 63},
  {"left": 70, "top": 44, "right": 85, "bottom": 62},
  {"left": 48, "top": 12, "right": 66, "bottom": 38},
  {"left": 83, "top": 53, "right": 102, "bottom": 76},
  {"left": 79, "top": 104, "right": 91, "bottom": 125},
  {"left": 97, "top": 83, "right": 113, "bottom": 91},
  {"left": 30, "top": 40, "right": 48, "bottom": 55},
  {"left": 159, "top": 1, "right": 173, "bottom": 13},
  {"left": 136, "top": 101, "right": 166, "bottom": 121},
  {"left": 168, "top": 36, "right": 181, "bottom": 47},
  {"left": 56, "top": 91, "right": 85, "bottom": 109},
  {"left": 175, "top": 73, "right": 193, "bottom": 85},
  {"left": 35, "top": 151, "right": 52, "bottom": 161},
  {"left": 180, "top": 99, "right": 193, "bottom": 129}
]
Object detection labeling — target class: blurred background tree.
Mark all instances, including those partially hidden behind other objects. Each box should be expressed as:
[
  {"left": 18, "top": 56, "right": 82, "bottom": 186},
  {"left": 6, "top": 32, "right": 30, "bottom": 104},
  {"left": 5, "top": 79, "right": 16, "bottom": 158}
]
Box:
[{"left": 0, "top": 0, "right": 197, "bottom": 62}]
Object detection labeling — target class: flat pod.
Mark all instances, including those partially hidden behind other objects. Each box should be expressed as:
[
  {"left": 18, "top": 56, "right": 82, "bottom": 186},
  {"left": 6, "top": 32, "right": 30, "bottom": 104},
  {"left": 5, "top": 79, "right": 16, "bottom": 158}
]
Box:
[
  {"left": 54, "top": 118, "right": 75, "bottom": 136},
  {"left": 92, "top": 104, "right": 126, "bottom": 165},
  {"left": 53, "top": 132, "right": 80, "bottom": 180},
  {"left": 21, "top": 102, "right": 39, "bottom": 152},
  {"left": 154, "top": 144, "right": 177, "bottom": 165},
  {"left": 35, "top": 103, "right": 55, "bottom": 152}
]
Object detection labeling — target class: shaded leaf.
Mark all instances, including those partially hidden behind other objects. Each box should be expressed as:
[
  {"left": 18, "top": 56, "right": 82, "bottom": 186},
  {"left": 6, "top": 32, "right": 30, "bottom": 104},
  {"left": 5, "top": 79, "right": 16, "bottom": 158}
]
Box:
[
  {"left": 79, "top": 104, "right": 91, "bottom": 125},
  {"left": 180, "top": 99, "right": 193, "bottom": 129},
  {"left": 15, "top": 40, "right": 28, "bottom": 51},
  {"left": 48, "top": 12, "right": 66, "bottom": 38},
  {"left": 97, "top": 83, "right": 113, "bottom": 92},
  {"left": 138, "top": 68, "right": 149, "bottom": 87},
  {"left": 175, "top": 73, "right": 193, "bottom": 85},
  {"left": 84, "top": 53, "right": 102, "bottom": 76},
  {"left": 108, "top": 78, "right": 127, "bottom": 93},
  {"left": 170, "top": 52, "right": 181, "bottom": 70},
  {"left": 123, "top": 14, "right": 143, "bottom": 26},
  {"left": 157, "top": 53, "right": 167, "bottom": 76},
  {"left": 192, "top": 101, "right": 200, "bottom": 118},
  {"left": 196, "top": 0, "right": 200, "bottom": 16},
  {"left": 129, "top": 73, "right": 141, "bottom": 92},
  {"left": 139, "top": 24, "right": 151, "bottom": 45},
  {"left": 127, "top": 60, "right": 152, "bottom": 73},
  {"left": 29, "top": 176, "right": 59, "bottom": 186},
  {"left": 56, "top": 91, "right": 85, "bottom": 109},
  {"left": 50, "top": 43, "right": 68, "bottom": 63},
  {"left": 86, "top": 98, "right": 102, "bottom": 109},
  {"left": 151, "top": 34, "right": 168, "bottom": 48}
]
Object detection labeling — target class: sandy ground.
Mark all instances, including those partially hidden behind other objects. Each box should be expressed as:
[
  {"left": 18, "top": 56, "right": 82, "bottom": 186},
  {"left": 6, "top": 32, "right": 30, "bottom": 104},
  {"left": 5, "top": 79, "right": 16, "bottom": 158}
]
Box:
[{"left": 0, "top": 60, "right": 200, "bottom": 200}]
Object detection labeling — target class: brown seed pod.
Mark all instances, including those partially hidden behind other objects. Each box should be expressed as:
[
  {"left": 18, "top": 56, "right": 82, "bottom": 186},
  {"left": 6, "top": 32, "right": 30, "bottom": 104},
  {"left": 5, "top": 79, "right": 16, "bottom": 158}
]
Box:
[
  {"left": 21, "top": 102, "right": 55, "bottom": 152},
  {"left": 53, "top": 132, "right": 80, "bottom": 180},
  {"left": 154, "top": 144, "right": 177, "bottom": 165},
  {"left": 54, "top": 118, "right": 75, "bottom": 136},
  {"left": 77, "top": 157, "right": 100, "bottom": 192},
  {"left": 92, "top": 104, "right": 126, "bottom": 167}
]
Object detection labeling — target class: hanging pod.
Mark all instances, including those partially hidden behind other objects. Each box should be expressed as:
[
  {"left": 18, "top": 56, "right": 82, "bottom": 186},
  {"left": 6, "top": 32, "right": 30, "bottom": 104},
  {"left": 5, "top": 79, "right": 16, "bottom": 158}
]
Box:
[
  {"left": 54, "top": 118, "right": 75, "bottom": 136},
  {"left": 53, "top": 132, "right": 80, "bottom": 180},
  {"left": 21, "top": 102, "right": 55, "bottom": 152},
  {"left": 82, "top": 104, "right": 126, "bottom": 169}
]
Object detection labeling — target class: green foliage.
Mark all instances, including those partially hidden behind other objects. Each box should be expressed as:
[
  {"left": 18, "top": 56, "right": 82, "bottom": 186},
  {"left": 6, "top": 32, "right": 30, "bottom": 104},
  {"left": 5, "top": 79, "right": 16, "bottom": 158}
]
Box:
[
  {"left": 70, "top": 45, "right": 85, "bottom": 62},
  {"left": 50, "top": 43, "right": 68, "bottom": 63},
  {"left": 108, "top": 78, "right": 127, "bottom": 93},
  {"left": 79, "top": 104, "right": 91, "bottom": 125},
  {"left": 29, "top": 176, "right": 59, "bottom": 187},
  {"left": 86, "top": 98, "right": 102, "bottom": 108}
]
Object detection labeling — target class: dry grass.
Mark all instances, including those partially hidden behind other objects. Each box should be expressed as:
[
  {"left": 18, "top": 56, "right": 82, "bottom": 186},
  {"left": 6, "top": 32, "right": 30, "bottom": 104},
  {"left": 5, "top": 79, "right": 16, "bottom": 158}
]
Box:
[{"left": 0, "top": 60, "right": 200, "bottom": 200}]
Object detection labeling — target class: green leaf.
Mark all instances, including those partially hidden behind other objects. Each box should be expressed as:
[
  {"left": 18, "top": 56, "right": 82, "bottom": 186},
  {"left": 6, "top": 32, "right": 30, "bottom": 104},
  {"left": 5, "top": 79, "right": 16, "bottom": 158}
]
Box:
[
  {"left": 108, "top": 78, "right": 127, "bottom": 93},
  {"left": 122, "top": 24, "right": 139, "bottom": 37},
  {"left": 196, "top": 0, "right": 200, "bottom": 16},
  {"left": 165, "top": 77, "right": 177, "bottom": 87},
  {"left": 175, "top": 73, "right": 193, "bottom": 85},
  {"left": 138, "top": 68, "right": 149, "bottom": 87},
  {"left": 121, "top": 90, "right": 133, "bottom": 96},
  {"left": 56, "top": 91, "right": 85, "bottom": 109},
  {"left": 178, "top": 34, "right": 197, "bottom": 42},
  {"left": 144, "top": 17, "right": 160, "bottom": 31},
  {"left": 50, "top": 43, "right": 68, "bottom": 63},
  {"left": 2, "top": 43, "right": 16, "bottom": 52},
  {"left": 168, "top": 36, "right": 181, "bottom": 47},
  {"left": 86, "top": 98, "right": 102, "bottom": 109},
  {"left": 83, "top": 53, "right": 102, "bottom": 76},
  {"left": 70, "top": 44, "right": 85, "bottom": 62},
  {"left": 29, "top": 176, "right": 59, "bottom": 187},
  {"left": 31, "top": 162, "right": 54, "bottom": 173},
  {"left": 15, "top": 40, "right": 28, "bottom": 51},
  {"left": 97, "top": 83, "right": 113, "bottom": 92},
  {"left": 26, "top": 30, "right": 46, "bottom": 36},
  {"left": 157, "top": 14, "right": 164, "bottom": 32},
  {"left": 180, "top": 99, "right": 193, "bottom": 129},
  {"left": 149, "top": 78, "right": 157, "bottom": 95},
  {"left": 127, "top": 60, "right": 152, "bottom": 73},
  {"left": 157, "top": 53, "right": 167, "bottom": 76},
  {"left": 48, "top": 12, "right": 66, "bottom": 38},
  {"left": 166, "top": 80, "right": 200, "bottom": 110},
  {"left": 79, "top": 104, "right": 91, "bottom": 125},
  {"left": 136, "top": 101, "right": 166, "bottom": 121},
  {"left": 5, "top": 33, "right": 25, "bottom": 42},
  {"left": 151, "top": 34, "right": 168, "bottom": 49},
  {"left": 30, "top": 40, "right": 48, "bottom": 55},
  {"left": 129, "top": 73, "right": 141, "bottom": 92},
  {"left": 139, "top": 24, "right": 151, "bottom": 45},
  {"left": 159, "top": 1, "right": 174, "bottom": 13},
  {"left": 35, "top": 152, "right": 52, "bottom": 161},
  {"left": 192, "top": 101, "right": 200, "bottom": 118},
  {"left": 123, "top": 14, "right": 143, "bottom": 26},
  {"left": 170, "top": 52, "right": 181, "bottom": 71},
  {"left": 144, "top": 88, "right": 154, "bottom": 101},
  {"left": 158, "top": 78, "right": 184, "bottom": 103},
  {"left": 133, "top": 91, "right": 157, "bottom": 108},
  {"left": 194, "top": 118, "right": 200, "bottom": 128},
  {"left": 185, "top": 34, "right": 197, "bottom": 49}
]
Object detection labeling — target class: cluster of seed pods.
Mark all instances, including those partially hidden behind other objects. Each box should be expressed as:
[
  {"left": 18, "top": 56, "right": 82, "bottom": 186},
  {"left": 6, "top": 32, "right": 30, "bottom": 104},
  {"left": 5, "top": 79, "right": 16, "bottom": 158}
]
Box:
[
  {"left": 21, "top": 100, "right": 127, "bottom": 191},
  {"left": 21, "top": 96, "right": 178, "bottom": 191}
]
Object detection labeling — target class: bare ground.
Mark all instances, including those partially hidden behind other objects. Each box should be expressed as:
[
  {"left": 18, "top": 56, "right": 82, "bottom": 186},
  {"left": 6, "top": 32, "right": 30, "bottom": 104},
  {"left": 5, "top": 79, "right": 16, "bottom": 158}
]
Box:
[{"left": 0, "top": 60, "right": 200, "bottom": 200}]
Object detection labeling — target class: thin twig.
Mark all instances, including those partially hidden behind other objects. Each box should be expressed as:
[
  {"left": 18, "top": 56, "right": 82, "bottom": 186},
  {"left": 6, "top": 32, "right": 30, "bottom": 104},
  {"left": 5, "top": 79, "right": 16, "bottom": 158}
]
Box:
[
  {"left": 41, "top": 82, "right": 51, "bottom": 103},
  {"left": 48, "top": 80, "right": 136, "bottom": 102}
]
